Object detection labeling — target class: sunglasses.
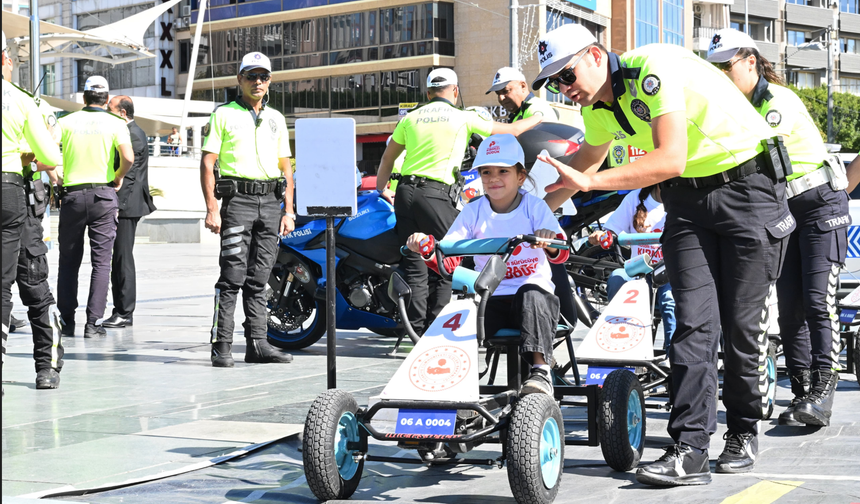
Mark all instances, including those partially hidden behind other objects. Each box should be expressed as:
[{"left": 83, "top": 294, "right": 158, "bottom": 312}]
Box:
[
  {"left": 713, "top": 57, "right": 744, "bottom": 72},
  {"left": 243, "top": 72, "right": 271, "bottom": 82},
  {"left": 546, "top": 49, "right": 591, "bottom": 94}
]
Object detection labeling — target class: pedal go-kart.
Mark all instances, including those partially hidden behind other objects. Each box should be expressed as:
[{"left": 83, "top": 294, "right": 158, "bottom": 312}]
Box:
[
  {"left": 300, "top": 234, "right": 639, "bottom": 504},
  {"left": 572, "top": 232, "right": 780, "bottom": 429}
]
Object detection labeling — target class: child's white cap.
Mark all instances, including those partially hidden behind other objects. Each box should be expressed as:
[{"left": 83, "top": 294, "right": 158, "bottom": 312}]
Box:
[{"left": 473, "top": 134, "right": 525, "bottom": 170}]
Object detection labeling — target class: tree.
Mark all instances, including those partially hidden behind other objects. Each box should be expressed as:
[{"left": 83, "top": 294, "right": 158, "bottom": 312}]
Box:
[{"left": 788, "top": 85, "right": 860, "bottom": 153}]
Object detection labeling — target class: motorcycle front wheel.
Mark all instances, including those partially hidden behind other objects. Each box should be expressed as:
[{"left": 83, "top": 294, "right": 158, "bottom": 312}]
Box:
[{"left": 266, "top": 276, "right": 327, "bottom": 350}]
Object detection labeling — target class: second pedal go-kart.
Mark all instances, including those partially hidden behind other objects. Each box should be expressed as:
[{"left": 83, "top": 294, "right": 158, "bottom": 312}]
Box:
[{"left": 301, "top": 234, "right": 625, "bottom": 504}]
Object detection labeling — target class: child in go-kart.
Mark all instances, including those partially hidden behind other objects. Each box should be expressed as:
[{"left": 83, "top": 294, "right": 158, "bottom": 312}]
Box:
[
  {"left": 588, "top": 185, "right": 676, "bottom": 350},
  {"left": 406, "top": 134, "right": 569, "bottom": 396}
]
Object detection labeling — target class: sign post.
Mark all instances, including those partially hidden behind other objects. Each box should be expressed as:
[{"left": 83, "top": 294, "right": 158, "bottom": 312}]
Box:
[{"left": 295, "top": 118, "right": 357, "bottom": 389}]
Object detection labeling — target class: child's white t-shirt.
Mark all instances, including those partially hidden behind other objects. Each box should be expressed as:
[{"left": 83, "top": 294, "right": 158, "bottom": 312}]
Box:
[
  {"left": 445, "top": 190, "right": 566, "bottom": 296},
  {"left": 603, "top": 188, "right": 666, "bottom": 261}
]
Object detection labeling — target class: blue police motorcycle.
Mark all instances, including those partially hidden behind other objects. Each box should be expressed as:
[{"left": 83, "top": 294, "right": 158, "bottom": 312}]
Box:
[{"left": 266, "top": 191, "right": 405, "bottom": 350}]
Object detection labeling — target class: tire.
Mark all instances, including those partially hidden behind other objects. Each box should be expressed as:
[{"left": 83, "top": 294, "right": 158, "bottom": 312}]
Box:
[
  {"left": 266, "top": 274, "right": 327, "bottom": 350},
  {"left": 854, "top": 333, "right": 860, "bottom": 384},
  {"left": 598, "top": 369, "right": 646, "bottom": 472},
  {"left": 303, "top": 389, "right": 364, "bottom": 501},
  {"left": 763, "top": 340, "right": 778, "bottom": 420},
  {"left": 506, "top": 394, "right": 564, "bottom": 504}
]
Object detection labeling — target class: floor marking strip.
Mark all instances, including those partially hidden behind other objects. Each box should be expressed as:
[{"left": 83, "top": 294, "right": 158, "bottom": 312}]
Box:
[{"left": 719, "top": 481, "right": 803, "bottom": 504}]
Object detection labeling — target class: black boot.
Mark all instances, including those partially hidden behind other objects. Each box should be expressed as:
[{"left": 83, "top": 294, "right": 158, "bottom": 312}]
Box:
[
  {"left": 245, "top": 339, "right": 293, "bottom": 364},
  {"left": 211, "top": 341, "right": 235, "bottom": 368},
  {"left": 36, "top": 368, "right": 61, "bottom": 389},
  {"left": 778, "top": 369, "right": 810, "bottom": 426},
  {"left": 794, "top": 368, "right": 838, "bottom": 426}
]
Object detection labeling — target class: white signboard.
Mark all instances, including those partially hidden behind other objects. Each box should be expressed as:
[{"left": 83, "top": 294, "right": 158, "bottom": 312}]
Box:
[
  {"left": 577, "top": 278, "right": 654, "bottom": 360},
  {"left": 523, "top": 149, "right": 577, "bottom": 216},
  {"left": 295, "top": 118, "right": 357, "bottom": 216}
]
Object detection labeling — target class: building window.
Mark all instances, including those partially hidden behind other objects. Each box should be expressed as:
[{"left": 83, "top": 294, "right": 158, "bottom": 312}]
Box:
[
  {"left": 786, "top": 30, "right": 810, "bottom": 46},
  {"left": 77, "top": 59, "right": 155, "bottom": 92},
  {"left": 785, "top": 0, "right": 808, "bottom": 4},
  {"left": 794, "top": 71, "right": 817, "bottom": 89},
  {"left": 841, "top": 77, "right": 860, "bottom": 95},
  {"left": 663, "top": 0, "right": 684, "bottom": 46},
  {"left": 840, "top": 37, "right": 859, "bottom": 54},
  {"left": 635, "top": 0, "right": 660, "bottom": 47},
  {"left": 77, "top": 5, "right": 156, "bottom": 40},
  {"left": 730, "top": 17, "right": 771, "bottom": 42},
  {"left": 841, "top": 0, "right": 858, "bottom": 14},
  {"left": 41, "top": 64, "right": 56, "bottom": 96}
]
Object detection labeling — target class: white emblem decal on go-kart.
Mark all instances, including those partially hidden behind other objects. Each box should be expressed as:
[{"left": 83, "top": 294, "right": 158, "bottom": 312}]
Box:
[
  {"left": 596, "top": 316, "right": 648, "bottom": 352},
  {"left": 411, "top": 347, "right": 471, "bottom": 391}
]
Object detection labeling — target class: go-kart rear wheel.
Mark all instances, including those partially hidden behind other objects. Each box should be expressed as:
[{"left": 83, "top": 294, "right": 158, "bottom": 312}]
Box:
[
  {"left": 303, "top": 389, "right": 364, "bottom": 501},
  {"left": 763, "top": 340, "right": 778, "bottom": 420},
  {"left": 598, "top": 369, "right": 646, "bottom": 472},
  {"left": 506, "top": 394, "right": 564, "bottom": 504}
]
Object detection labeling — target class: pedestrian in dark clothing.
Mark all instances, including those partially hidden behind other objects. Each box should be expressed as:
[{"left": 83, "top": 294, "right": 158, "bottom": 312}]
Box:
[{"left": 103, "top": 95, "right": 157, "bottom": 328}]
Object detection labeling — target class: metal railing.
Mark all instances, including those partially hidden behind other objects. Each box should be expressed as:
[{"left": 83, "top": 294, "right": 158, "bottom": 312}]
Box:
[
  {"left": 147, "top": 139, "right": 203, "bottom": 160},
  {"left": 693, "top": 26, "right": 719, "bottom": 39}
]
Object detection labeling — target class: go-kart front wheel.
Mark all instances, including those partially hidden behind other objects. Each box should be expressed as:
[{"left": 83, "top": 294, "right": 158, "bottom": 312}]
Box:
[
  {"left": 598, "top": 369, "right": 646, "bottom": 472},
  {"left": 506, "top": 393, "right": 564, "bottom": 504},
  {"left": 303, "top": 389, "right": 364, "bottom": 501},
  {"left": 763, "top": 339, "right": 778, "bottom": 420}
]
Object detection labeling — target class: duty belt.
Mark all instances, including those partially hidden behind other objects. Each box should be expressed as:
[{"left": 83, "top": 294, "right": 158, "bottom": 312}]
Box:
[
  {"left": 223, "top": 176, "right": 278, "bottom": 196},
  {"left": 65, "top": 183, "right": 110, "bottom": 192},
  {"left": 2, "top": 172, "right": 25, "bottom": 186},
  {"left": 785, "top": 167, "right": 828, "bottom": 199},
  {"left": 397, "top": 174, "right": 450, "bottom": 191},
  {"left": 662, "top": 151, "right": 767, "bottom": 190}
]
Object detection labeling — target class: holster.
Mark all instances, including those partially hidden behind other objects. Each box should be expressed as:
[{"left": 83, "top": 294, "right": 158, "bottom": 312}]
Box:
[
  {"left": 760, "top": 136, "right": 793, "bottom": 181},
  {"left": 448, "top": 173, "right": 464, "bottom": 205},
  {"left": 276, "top": 177, "right": 288, "bottom": 200},
  {"left": 214, "top": 179, "right": 237, "bottom": 200},
  {"left": 24, "top": 166, "right": 48, "bottom": 218}
]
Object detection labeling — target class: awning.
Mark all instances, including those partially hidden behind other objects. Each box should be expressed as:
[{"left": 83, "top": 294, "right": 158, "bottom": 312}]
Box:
[{"left": 3, "top": 0, "right": 180, "bottom": 66}]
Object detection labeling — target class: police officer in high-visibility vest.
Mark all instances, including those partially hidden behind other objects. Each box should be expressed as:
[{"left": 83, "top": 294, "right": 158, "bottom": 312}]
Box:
[
  {"left": 54, "top": 76, "right": 134, "bottom": 339},
  {"left": 708, "top": 29, "right": 849, "bottom": 428},
  {"left": 487, "top": 67, "right": 558, "bottom": 123},
  {"left": 2, "top": 30, "right": 63, "bottom": 391},
  {"left": 534, "top": 24, "right": 793, "bottom": 485},
  {"left": 201, "top": 51, "right": 295, "bottom": 367},
  {"left": 376, "top": 68, "right": 542, "bottom": 336},
  {"left": 14, "top": 94, "right": 64, "bottom": 389}
]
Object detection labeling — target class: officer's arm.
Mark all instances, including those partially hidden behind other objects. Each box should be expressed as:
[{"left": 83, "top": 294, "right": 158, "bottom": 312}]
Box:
[
  {"left": 847, "top": 155, "right": 860, "bottom": 193},
  {"left": 544, "top": 111, "right": 687, "bottom": 193},
  {"left": 114, "top": 143, "right": 134, "bottom": 182},
  {"left": 200, "top": 152, "right": 220, "bottom": 213},
  {"left": 377, "top": 140, "right": 405, "bottom": 192},
  {"left": 280, "top": 156, "right": 294, "bottom": 213},
  {"left": 22, "top": 106, "right": 62, "bottom": 168},
  {"left": 490, "top": 115, "right": 542, "bottom": 137},
  {"left": 543, "top": 141, "right": 610, "bottom": 212}
]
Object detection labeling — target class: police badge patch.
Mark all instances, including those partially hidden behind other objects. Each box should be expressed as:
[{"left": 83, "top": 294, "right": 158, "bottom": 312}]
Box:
[
  {"left": 642, "top": 74, "right": 661, "bottom": 96},
  {"left": 630, "top": 99, "right": 651, "bottom": 122},
  {"left": 269, "top": 118, "right": 278, "bottom": 134},
  {"left": 202, "top": 122, "right": 211, "bottom": 137},
  {"left": 766, "top": 110, "right": 782, "bottom": 127},
  {"left": 612, "top": 145, "right": 625, "bottom": 165}
]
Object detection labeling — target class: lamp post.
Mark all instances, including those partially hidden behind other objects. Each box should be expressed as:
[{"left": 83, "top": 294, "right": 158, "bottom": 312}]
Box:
[{"left": 827, "top": 1, "right": 839, "bottom": 144}]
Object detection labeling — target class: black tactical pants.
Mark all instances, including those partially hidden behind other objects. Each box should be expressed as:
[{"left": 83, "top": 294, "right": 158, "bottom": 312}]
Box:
[
  {"left": 394, "top": 182, "right": 460, "bottom": 335},
  {"left": 661, "top": 169, "right": 791, "bottom": 450},
  {"left": 777, "top": 184, "right": 849, "bottom": 373},
  {"left": 2, "top": 182, "right": 26, "bottom": 366},
  {"left": 211, "top": 192, "right": 281, "bottom": 343},
  {"left": 17, "top": 212, "right": 62, "bottom": 372}
]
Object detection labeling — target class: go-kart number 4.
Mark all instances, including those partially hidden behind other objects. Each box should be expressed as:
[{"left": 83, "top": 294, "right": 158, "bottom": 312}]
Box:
[{"left": 395, "top": 409, "right": 457, "bottom": 436}]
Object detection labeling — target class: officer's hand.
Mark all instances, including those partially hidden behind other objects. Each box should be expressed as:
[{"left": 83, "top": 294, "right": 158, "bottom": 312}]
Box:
[
  {"left": 113, "top": 177, "right": 123, "bottom": 192},
  {"left": 205, "top": 210, "right": 221, "bottom": 235},
  {"left": 280, "top": 215, "right": 295, "bottom": 237},
  {"left": 379, "top": 188, "right": 395, "bottom": 204},
  {"left": 539, "top": 154, "right": 591, "bottom": 193},
  {"left": 21, "top": 153, "right": 36, "bottom": 166},
  {"left": 406, "top": 233, "right": 429, "bottom": 254}
]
